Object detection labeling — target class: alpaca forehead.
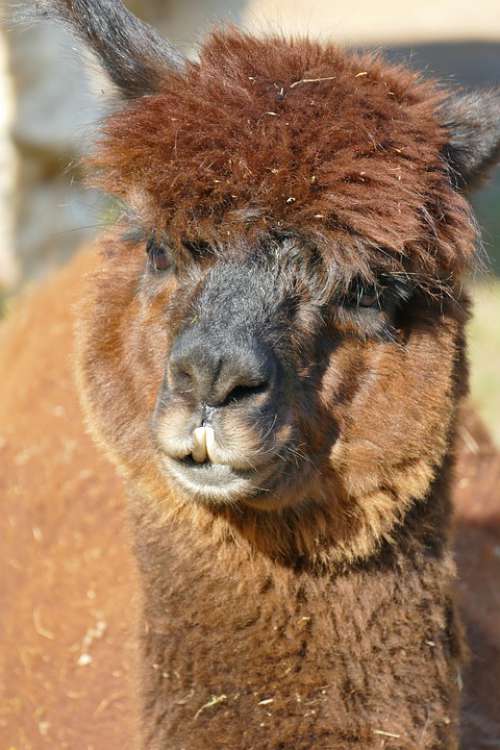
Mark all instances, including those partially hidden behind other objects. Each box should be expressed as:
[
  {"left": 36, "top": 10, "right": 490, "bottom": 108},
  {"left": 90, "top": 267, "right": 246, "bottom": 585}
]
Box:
[
  {"left": 192, "top": 254, "right": 294, "bottom": 325},
  {"left": 99, "top": 33, "right": 443, "bottom": 171},
  {"left": 94, "top": 31, "right": 476, "bottom": 282},
  {"left": 101, "top": 40, "right": 442, "bottom": 197}
]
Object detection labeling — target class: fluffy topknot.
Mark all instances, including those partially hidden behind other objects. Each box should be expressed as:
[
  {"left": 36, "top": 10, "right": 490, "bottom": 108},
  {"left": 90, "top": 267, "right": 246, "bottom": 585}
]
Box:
[{"left": 91, "top": 29, "right": 477, "bottom": 289}]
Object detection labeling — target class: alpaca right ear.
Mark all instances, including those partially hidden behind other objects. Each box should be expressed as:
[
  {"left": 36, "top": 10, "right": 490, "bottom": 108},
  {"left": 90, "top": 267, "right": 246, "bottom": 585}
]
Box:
[
  {"left": 441, "top": 90, "right": 500, "bottom": 190},
  {"left": 32, "top": 0, "right": 183, "bottom": 98}
]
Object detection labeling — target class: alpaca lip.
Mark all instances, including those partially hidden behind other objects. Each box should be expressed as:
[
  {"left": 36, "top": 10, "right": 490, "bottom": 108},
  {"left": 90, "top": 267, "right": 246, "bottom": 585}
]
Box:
[
  {"left": 161, "top": 454, "right": 260, "bottom": 501},
  {"left": 177, "top": 454, "right": 252, "bottom": 481}
]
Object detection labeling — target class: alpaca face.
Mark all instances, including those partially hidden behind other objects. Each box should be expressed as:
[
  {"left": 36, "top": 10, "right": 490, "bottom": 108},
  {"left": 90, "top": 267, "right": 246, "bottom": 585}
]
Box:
[
  {"left": 146, "top": 231, "right": 445, "bottom": 507},
  {"left": 79, "top": 224, "right": 466, "bottom": 516}
]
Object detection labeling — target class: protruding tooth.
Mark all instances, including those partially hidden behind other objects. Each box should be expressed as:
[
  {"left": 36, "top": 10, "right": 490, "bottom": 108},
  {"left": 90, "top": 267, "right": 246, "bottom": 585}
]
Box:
[
  {"left": 204, "top": 425, "right": 218, "bottom": 463},
  {"left": 192, "top": 426, "right": 208, "bottom": 463}
]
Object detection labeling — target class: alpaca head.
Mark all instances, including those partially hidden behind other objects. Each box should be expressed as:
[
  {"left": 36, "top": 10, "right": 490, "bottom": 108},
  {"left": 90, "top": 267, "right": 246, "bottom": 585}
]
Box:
[{"left": 44, "top": 1, "right": 500, "bottom": 541}]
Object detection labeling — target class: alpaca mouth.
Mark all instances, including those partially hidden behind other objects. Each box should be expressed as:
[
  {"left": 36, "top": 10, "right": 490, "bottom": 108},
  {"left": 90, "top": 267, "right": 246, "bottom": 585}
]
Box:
[
  {"left": 157, "top": 425, "right": 306, "bottom": 504},
  {"left": 161, "top": 454, "right": 267, "bottom": 503}
]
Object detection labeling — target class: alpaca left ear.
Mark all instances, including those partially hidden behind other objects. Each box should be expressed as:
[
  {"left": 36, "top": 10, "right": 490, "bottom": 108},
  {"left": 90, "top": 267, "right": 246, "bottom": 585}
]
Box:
[{"left": 441, "top": 90, "right": 500, "bottom": 190}]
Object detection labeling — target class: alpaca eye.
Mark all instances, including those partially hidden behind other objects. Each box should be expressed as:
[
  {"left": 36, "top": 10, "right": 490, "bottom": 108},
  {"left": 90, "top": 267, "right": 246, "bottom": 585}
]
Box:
[
  {"left": 357, "top": 288, "right": 379, "bottom": 308},
  {"left": 146, "top": 236, "right": 172, "bottom": 273},
  {"left": 344, "top": 281, "right": 380, "bottom": 309}
]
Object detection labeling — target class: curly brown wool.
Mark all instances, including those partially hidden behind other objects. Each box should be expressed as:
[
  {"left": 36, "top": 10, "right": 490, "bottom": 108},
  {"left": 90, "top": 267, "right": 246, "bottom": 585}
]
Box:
[{"left": 2, "top": 2, "right": 500, "bottom": 748}]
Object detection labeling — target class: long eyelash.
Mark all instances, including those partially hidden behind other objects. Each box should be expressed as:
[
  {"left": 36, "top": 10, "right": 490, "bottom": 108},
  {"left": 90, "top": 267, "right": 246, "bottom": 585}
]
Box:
[
  {"left": 376, "top": 323, "right": 399, "bottom": 344},
  {"left": 340, "top": 278, "right": 379, "bottom": 308},
  {"left": 382, "top": 276, "right": 414, "bottom": 305}
]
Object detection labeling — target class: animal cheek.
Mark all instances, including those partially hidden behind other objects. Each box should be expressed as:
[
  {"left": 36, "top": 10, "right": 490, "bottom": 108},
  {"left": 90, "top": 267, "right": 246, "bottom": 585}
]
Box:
[
  {"left": 155, "top": 401, "right": 198, "bottom": 457},
  {"left": 133, "top": 325, "right": 169, "bottom": 386},
  {"left": 328, "top": 438, "right": 346, "bottom": 473}
]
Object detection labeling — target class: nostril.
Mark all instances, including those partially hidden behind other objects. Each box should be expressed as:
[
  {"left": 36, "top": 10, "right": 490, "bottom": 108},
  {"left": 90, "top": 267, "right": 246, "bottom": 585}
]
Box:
[
  {"left": 221, "top": 379, "right": 269, "bottom": 407},
  {"left": 177, "top": 368, "right": 192, "bottom": 382}
]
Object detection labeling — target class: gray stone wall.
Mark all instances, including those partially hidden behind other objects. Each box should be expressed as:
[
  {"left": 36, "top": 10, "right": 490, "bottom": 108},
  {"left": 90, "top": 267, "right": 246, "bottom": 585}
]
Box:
[{"left": 9, "top": 22, "right": 102, "bottom": 283}]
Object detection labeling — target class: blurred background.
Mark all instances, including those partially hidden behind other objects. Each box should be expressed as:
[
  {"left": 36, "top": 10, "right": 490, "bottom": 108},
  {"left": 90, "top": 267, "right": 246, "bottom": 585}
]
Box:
[{"left": 1, "top": 0, "right": 499, "bottom": 439}]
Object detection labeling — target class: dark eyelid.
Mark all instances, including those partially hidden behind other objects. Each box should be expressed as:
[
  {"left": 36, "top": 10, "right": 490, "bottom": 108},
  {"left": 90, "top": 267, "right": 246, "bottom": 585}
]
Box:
[
  {"left": 339, "top": 274, "right": 413, "bottom": 312},
  {"left": 341, "top": 278, "right": 379, "bottom": 309},
  {"left": 146, "top": 234, "right": 173, "bottom": 273},
  {"left": 381, "top": 275, "right": 414, "bottom": 305},
  {"left": 181, "top": 238, "right": 212, "bottom": 256}
]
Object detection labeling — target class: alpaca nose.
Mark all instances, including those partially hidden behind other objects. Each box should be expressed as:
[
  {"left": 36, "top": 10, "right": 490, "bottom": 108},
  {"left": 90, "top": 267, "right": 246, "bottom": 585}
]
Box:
[{"left": 168, "top": 329, "right": 275, "bottom": 408}]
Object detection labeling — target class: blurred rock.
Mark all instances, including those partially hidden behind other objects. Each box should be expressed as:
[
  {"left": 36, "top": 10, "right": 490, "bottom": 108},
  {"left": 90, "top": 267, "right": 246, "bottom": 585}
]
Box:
[
  {"left": 5, "top": 1, "right": 249, "bottom": 288},
  {"left": 9, "top": 21, "right": 103, "bottom": 284},
  {"left": 0, "top": 28, "right": 18, "bottom": 289},
  {"left": 142, "top": 0, "right": 248, "bottom": 51}
]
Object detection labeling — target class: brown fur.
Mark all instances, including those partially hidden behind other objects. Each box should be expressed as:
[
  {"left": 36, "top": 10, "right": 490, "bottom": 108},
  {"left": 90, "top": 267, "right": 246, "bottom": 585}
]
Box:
[
  {"left": 1, "top": 26, "right": 500, "bottom": 750},
  {"left": 93, "top": 30, "right": 476, "bottom": 289},
  {"left": 76, "top": 236, "right": 469, "bottom": 569},
  {"left": 0, "top": 249, "right": 499, "bottom": 748}
]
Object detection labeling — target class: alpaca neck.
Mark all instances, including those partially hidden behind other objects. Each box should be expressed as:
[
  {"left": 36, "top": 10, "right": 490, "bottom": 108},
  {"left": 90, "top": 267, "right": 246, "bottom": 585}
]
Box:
[
  {"left": 130, "top": 456, "right": 461, "bottom": 750},
  {"left": 132, "top": 447, "right": 453, "bottom": 584}
]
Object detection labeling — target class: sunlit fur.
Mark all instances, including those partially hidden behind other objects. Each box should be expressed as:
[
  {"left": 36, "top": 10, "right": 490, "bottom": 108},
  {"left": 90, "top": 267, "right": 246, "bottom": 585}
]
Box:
[
  {"left": 67, "top": 28, "right": 486, "bottom": 749},
  {"left": 2, "top": 253, "right": 499, "bottom": 748},
  {"left": 92, "top": 31, "right": 478, "bottom": 288},
  {"left": 76, "top": 230, "right": 469, "bottom": 566},
  {"left": 4, "top": 8, "right": 500, "bottom": 748}
]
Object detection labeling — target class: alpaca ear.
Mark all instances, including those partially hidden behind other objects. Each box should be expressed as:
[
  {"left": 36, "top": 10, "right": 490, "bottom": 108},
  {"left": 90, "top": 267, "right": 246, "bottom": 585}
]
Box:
[
  {"left": 441, "top": 90, "right": 500, "bottom": 190},
  {"left": 32, "top": 0, "right": 183, "bottom": 98}
]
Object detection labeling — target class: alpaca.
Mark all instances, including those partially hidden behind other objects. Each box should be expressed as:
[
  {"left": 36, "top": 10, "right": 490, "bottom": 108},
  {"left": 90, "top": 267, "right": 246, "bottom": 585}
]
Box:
[{"left": 2, "top": 0, "right": 500, "bottom": 747}]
